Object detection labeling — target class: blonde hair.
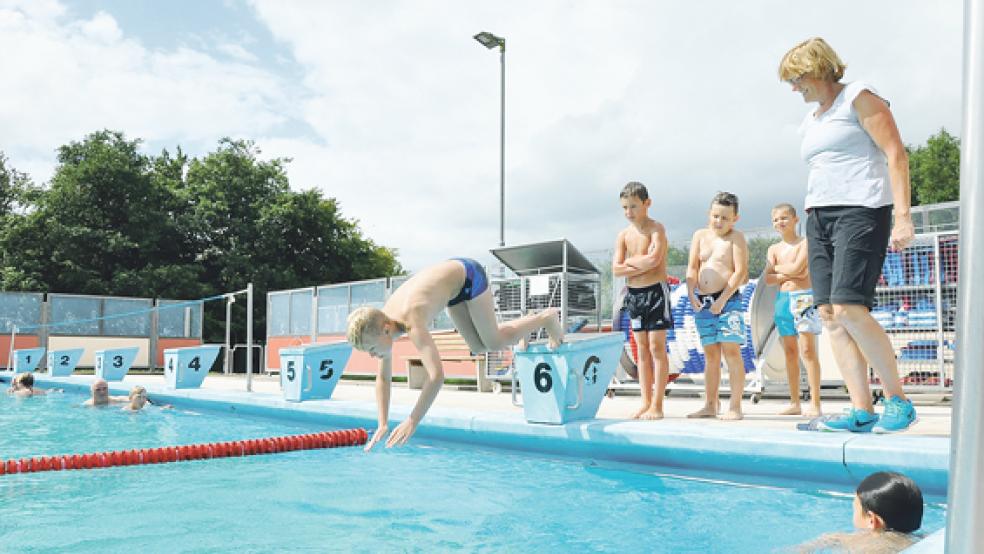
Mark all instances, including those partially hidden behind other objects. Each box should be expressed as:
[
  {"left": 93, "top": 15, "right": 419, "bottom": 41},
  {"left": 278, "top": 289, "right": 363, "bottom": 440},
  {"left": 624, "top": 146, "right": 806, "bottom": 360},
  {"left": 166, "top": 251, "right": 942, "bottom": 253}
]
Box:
[
  {"left": 346, "top": 307, "right": 390, "bottom": 351},
  {"left": 129, "top": 386, "right": 146, "bottom": 400},
  {"left": 772, "top": 202, "right": 797, "bottom": 216},
  {"left": 778, "top": 37, "right": 846, "bottom": 83}
]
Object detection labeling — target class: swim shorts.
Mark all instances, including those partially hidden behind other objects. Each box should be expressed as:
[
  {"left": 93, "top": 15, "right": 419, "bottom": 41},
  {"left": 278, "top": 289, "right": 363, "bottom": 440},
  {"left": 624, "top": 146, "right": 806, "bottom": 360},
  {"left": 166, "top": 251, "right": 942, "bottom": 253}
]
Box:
[
  {"left": 448, "top": 258, "right": 489, "bottom": 306},
  {"left": 775, "top": 290, "right": 822, "bottom": 336},
  {"left": 694, "top": 289, "right": 746, "bottom": 346},
  {"left": 623, "top": 282, "right": 673, "bottom": 332}
]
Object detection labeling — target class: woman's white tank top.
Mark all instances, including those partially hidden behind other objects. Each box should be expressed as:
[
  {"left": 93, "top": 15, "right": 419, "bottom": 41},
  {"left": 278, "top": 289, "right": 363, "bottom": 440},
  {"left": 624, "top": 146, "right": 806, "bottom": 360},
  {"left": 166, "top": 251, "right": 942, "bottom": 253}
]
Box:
[{"left": 799, "top": 81, "right": 894, "bottom": 210}]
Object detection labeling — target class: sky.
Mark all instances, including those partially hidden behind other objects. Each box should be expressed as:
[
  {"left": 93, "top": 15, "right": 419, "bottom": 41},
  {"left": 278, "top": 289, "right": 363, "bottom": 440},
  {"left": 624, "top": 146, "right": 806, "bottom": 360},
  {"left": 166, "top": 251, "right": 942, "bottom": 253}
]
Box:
[{"left": 0, "top": 0, "right": 965, "bottom": 273}]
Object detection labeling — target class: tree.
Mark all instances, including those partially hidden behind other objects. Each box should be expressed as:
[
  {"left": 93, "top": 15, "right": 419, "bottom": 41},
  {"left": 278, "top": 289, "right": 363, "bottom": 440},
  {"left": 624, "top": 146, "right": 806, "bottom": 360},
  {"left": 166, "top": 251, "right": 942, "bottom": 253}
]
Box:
[
  {"left": 0, "top": 132, "right": 401, "bottom": 344},
  {"left": 746, "top": 237, "right": 778, "bottom": 279},
  {"left": 909, "top": 128, "right": 960, "bottom": 205}
]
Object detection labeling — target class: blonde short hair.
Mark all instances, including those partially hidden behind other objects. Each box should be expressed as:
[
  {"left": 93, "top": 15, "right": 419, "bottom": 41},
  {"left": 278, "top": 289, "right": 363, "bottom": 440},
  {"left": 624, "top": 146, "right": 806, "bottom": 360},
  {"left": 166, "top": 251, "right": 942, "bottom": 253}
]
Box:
[
  {"left": 772, "top": 202, "right": 797, "bottom": 216},
  {"left": 346, "top": 307, "right": 388, "bottom": 351},
  {"left": 129, "top": 386, "right": 146, "bottom": 400},
  {"left": 778, "top": 37, "right": 846, "bottom": 83}
]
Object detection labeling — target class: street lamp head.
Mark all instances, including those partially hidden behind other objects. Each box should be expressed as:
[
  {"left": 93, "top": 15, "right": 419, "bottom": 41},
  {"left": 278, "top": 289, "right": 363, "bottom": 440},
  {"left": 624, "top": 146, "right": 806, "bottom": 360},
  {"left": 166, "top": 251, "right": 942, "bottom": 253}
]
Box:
[{"left": 473, "top": 31, "right": 504, "bottom": 50}]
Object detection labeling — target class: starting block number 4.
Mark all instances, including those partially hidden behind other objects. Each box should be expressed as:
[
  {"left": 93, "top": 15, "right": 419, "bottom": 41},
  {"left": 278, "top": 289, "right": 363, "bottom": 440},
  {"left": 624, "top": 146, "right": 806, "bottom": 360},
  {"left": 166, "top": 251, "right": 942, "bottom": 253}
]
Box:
[{"left": 164, "top": 345, "right": 221, "bottom": 389}]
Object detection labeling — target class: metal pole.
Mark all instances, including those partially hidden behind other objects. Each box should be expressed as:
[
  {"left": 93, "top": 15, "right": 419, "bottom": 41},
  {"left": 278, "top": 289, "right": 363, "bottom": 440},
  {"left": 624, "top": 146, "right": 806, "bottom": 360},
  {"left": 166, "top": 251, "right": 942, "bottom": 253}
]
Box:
[
  {"left": 499, "top": 40, "right": 506, "bottom": 248},
  {"left": 224, "top": 296, "right": 233, "bottom": 375},
  {"left": 947, "top": 0, "right": 984, "bottom": 549},
  {"left": 246, "top": 283, "right": 254, "bottom": 392}
]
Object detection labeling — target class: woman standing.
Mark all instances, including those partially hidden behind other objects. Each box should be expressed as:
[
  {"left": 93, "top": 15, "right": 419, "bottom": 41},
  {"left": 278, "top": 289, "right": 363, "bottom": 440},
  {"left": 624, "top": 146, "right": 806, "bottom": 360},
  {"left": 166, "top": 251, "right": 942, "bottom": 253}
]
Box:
[{"left": 778, "top": 37, "right": 916, "bottom": 433}]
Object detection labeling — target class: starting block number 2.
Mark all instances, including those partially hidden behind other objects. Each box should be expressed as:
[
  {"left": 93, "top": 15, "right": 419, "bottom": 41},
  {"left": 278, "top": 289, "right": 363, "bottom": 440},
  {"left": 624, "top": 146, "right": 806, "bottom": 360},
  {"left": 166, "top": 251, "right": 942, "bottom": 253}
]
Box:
[{"left": 284, "top": 359, "right": 335, "bottom": 383}]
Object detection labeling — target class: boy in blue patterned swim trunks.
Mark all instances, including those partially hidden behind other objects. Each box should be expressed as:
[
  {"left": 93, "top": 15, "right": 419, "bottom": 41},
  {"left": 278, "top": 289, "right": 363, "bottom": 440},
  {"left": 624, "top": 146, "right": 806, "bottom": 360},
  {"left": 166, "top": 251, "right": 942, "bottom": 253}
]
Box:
[
  {"left": 686, "top": 192, "right": 750, "bottom": 421},
  {"left": 765, "top": 203, "right": 824, "bottom": 417},
  {"left": 347, "top": 259, "right": 565, "bottom": 451}
]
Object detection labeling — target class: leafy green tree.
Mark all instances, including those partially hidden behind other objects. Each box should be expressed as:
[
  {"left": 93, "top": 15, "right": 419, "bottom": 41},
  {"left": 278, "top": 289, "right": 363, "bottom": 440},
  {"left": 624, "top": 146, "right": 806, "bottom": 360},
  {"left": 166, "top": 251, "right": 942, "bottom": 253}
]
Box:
[
  {"left": 908, "top": 128, "right": 960, "bottom": 205},
  {"left": 746, "top": 237, "right": 778, "bottom": 279},
  {"left": 0, "top": 132, "right": 401, "bottom": 346}
]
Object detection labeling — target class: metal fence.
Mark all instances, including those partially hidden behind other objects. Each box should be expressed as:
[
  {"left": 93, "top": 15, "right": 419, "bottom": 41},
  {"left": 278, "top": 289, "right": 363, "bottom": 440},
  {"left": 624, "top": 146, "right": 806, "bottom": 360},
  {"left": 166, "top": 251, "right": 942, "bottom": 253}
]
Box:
[{"left": 872, "top": 231, "right": 958, "bottom": 392}]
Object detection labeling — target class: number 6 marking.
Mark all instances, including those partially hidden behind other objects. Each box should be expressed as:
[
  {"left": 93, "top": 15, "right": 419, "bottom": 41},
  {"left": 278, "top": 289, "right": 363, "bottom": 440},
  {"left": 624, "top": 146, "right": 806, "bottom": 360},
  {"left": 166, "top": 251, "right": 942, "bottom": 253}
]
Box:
[{"left": 534, "top": 362, "right": 553, "bottom": 393}]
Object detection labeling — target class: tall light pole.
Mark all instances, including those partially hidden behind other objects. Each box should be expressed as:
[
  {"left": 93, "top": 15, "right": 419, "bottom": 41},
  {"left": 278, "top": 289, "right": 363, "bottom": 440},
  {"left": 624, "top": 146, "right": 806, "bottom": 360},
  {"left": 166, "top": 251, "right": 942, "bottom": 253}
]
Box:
[
  {"left": 474, "top": 31, "right": 506, "bottom": 248},
  {"left": 947, "top": 0, "right": 984, "bottom": 550}
]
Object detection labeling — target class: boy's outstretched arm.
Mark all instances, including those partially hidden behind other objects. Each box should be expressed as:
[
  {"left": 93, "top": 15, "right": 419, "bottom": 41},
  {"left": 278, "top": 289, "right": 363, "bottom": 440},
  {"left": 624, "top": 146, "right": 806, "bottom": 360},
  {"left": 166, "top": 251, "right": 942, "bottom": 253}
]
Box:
[
  {"left": 385, "top": 329, "right": 444, "bottom": 449},
  {"left": 365, "top": 357, "right": 393, "bottom": 452}
]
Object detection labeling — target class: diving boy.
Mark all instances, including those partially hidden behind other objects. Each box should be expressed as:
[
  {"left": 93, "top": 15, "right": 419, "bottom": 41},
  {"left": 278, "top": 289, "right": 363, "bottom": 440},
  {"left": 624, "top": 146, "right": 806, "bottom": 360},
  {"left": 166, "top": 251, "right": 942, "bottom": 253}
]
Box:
[
  {"left": 765, "top": 203, "right": 823, "bottom": 417},
  {"left": 686, "top": 192, "right": 749, "bottom": 420},
  {"left": 347, "top": 259, "right": 564, "bottom": 452},
  {"left": 612, "top": 181, "right": 674, "bottom": 420}
]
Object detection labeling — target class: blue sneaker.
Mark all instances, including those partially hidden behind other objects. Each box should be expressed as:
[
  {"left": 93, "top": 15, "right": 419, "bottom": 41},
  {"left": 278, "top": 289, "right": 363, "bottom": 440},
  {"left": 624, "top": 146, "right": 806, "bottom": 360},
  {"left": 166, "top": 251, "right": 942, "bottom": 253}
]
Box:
[
  {"left": 872, "top": 396, "right": 917, "bottom": 433},
  {"left": 816, "top": 408, "right": 879, "bottom": 433}
]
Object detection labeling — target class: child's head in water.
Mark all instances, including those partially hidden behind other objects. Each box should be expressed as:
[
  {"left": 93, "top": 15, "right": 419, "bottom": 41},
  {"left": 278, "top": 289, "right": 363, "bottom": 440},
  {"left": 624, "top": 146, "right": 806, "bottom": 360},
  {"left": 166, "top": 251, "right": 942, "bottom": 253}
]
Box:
[
  {"left": 126, "top": 386, "right": 148, "bottom": 411},
  {"left": 853, "top": 471, "right": 924, "bottom": 533}
]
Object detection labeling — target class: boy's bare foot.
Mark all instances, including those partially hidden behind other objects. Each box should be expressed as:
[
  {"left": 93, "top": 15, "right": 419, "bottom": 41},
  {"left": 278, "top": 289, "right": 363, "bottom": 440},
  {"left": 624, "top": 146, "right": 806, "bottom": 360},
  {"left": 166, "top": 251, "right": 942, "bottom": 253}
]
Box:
[
  {"left": 630, "top": 405, "right": 648, "bottom": 419},
  {"left": 641, "top": 408, "right": 664, "bottom": 420},
  {"left": 778, "top": 404, "right": 802, "bottom": 416},
  {"left": 803, "top": 404, "right": 822, "bottom": 418},
  {"left": 517, "top": 337, "right": 529, "bottom": 352},
  {"left": 720, "top": 409, "right": 744, "bottom": 421},
  {"left": 687, "top": 404, "right": 719, "bottom": 418},
  {"left": 543, "top": 308, "right": 565, "bottom": 350}
]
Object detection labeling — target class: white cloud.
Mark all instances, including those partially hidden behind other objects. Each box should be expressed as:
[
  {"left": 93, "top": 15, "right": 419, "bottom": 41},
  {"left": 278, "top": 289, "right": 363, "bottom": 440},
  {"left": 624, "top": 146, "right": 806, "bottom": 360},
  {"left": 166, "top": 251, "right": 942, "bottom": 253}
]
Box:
[
  {"left": 0, "top": 0, "right": 965, "bottom": 275},
  {"left": 0, "top": 1, "right": 291, "bottom": 182},
  {"left": 250, "top": 0, "right": 962, "bottom": 271}
]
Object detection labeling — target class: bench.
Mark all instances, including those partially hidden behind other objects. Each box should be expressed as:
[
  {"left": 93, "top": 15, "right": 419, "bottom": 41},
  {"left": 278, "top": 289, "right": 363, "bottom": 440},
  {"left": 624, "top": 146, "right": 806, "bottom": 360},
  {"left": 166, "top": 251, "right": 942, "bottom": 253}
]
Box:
[{"left": 404, "top": 331, "right": 492, "bottom": 392}]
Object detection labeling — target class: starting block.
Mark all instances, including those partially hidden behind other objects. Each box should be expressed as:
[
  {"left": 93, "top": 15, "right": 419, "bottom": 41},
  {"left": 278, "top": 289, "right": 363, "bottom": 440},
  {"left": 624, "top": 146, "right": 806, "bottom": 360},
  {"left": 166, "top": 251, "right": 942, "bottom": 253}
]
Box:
[
  {"left": 94, "top": 347, "right": 139, "bottom": 381},
  {"left": 12, "top": 347, "right": 46, "bottom": 373},
  {"left": 47, "top": 348, "right": 84, "bottom": 377},
  {"left": 164, "top": 345, "right": 222, "bottom": 389},
  {"left": 512, "top": 333, "right": 622, "bottom": 424},
  {"left": 279, "top": 343, "right": 352, "bottom": 402}
]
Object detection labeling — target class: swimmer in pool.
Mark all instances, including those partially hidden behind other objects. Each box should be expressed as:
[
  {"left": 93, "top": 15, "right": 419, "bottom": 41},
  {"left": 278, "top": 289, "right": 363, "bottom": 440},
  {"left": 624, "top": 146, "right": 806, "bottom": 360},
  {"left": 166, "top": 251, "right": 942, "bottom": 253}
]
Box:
[
  {"left": 83, "top": 378, "right": 129, "bottom": 406},
  {"left": 347, "top": 258, "right": 565, "bottom": 451}
]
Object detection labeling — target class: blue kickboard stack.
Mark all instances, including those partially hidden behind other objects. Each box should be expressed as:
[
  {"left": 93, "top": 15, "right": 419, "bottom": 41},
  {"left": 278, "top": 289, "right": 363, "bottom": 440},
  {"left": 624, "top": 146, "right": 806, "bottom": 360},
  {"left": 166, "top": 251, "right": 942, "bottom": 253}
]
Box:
[
  {"left": 47, "top": 348, "right": 84, "bottom": 377},
  {"left": 514, "top": 333, "right": 623, "bottom": 424},
  {"left": 164, "top": 345, "right": 222, "bottom": 389},
  {"left": 279, "top": 342, "right": 352, "bottom": 402},
  {"left": 12, "top": 347, "right": 46, "bottom": 373},
  {"left": 94, "top": 347, "right": 139, "bottom": 381}
]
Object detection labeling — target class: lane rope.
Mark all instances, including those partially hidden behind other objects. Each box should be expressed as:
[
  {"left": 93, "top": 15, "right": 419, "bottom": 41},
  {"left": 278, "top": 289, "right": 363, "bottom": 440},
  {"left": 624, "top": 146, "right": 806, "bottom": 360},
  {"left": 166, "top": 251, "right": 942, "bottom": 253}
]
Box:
[{"left": 0, "top": 428, "right": 367, "bottom": 475}]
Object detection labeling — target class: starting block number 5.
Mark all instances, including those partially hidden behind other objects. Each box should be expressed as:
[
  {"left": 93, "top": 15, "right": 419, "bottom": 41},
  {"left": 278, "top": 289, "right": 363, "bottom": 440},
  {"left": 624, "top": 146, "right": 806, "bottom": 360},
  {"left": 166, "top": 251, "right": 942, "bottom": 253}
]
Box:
[{"left": 284, "top": 359, "right": 335, "bottom": 383}]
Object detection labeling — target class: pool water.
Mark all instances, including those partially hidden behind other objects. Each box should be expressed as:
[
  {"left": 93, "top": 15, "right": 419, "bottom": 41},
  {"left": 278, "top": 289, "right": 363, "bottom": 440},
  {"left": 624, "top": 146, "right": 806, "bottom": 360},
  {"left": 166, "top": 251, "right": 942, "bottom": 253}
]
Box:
[{"left": 0, "top": 390, "right": 945, "bottom": 553}]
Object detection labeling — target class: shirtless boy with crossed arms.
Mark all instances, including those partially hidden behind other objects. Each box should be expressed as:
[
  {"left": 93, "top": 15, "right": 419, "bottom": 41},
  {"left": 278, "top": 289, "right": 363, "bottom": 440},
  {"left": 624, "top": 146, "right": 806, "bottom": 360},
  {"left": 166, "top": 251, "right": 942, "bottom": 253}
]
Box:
[
  {"left": 686, "top": 192, "right": 750, "bottom": 421},
  {"left": 765, "top": 203, "right": 823, "bottom": 417},
  {"left": 612, "top": 182, "right": 674, "bottom": 420}
]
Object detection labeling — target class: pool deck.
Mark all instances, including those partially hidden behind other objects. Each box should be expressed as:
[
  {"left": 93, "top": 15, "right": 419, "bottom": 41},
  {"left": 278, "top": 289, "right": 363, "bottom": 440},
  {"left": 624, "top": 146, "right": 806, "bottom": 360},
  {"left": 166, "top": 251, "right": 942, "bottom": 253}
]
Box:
[{"left": 8, "top": 371, "right": 952, "bottom": 499}]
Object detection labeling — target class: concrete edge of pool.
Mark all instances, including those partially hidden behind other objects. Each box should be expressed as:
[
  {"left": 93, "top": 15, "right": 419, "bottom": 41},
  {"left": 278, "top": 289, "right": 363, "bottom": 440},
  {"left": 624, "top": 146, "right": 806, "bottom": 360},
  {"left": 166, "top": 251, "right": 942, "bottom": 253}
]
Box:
[{"left": 12, "top": 373, "right": 949, "bottom": 500}]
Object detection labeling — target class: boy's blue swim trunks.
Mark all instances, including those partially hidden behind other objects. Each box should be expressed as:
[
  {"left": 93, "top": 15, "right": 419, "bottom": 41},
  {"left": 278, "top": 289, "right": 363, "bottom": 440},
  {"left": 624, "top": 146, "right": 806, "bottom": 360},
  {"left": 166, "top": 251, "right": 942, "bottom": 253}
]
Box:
[{"left": 448, "top": 258, "right": 489, "bottom": 306}]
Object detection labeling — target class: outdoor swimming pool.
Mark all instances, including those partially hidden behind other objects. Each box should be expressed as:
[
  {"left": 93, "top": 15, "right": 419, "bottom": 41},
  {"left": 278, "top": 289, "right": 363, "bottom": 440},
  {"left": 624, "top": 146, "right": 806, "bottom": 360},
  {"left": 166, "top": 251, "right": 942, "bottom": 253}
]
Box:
[{"left": 0, "top": 388, "right": 945, "bottom": 552}]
